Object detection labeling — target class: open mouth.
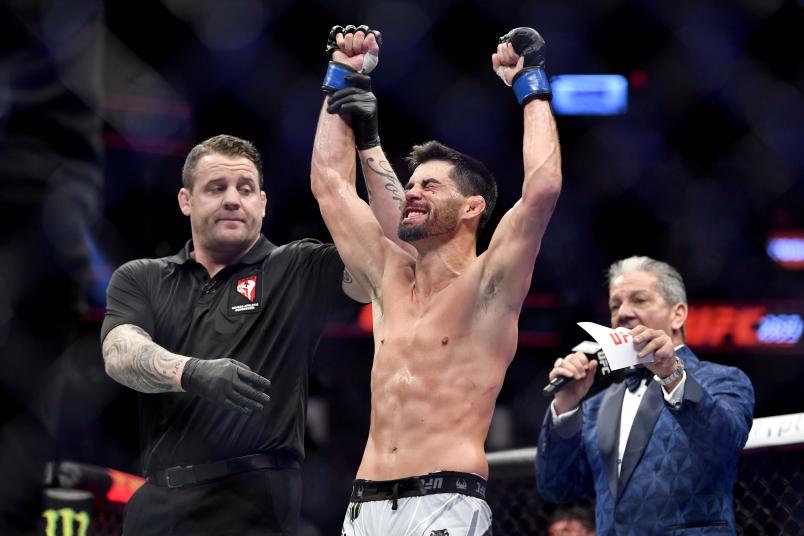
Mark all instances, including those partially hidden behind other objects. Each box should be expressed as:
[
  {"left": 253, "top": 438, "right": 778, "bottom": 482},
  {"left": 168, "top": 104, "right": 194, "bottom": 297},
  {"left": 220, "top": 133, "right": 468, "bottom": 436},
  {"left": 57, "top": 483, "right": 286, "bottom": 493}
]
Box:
[{"left": 402, "top": 206, "right": 428, "bottom": 223}]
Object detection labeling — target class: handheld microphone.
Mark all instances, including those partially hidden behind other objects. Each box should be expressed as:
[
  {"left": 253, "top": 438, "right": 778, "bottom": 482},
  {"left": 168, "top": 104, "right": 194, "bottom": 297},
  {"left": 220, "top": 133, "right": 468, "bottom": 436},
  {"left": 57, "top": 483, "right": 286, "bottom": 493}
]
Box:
[{"left": 542, "top": 341, "right": 612, "bottom": 397}]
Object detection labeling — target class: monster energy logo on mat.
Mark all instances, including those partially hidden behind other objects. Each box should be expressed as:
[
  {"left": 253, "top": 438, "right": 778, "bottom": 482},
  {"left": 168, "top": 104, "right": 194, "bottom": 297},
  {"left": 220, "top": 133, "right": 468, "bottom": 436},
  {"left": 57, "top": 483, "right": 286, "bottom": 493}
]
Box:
[
  {"left": 42, "top": 507, "right": 90, "bottom": 536},
  {"left": 348, "top": 501, "right": 362, "bottom": 522}
]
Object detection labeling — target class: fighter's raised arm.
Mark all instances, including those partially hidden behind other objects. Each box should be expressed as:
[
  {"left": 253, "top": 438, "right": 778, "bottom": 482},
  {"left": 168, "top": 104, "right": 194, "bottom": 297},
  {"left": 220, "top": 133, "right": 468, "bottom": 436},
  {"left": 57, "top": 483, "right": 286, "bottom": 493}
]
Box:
[
  {"left": 481, "top": 27, "right": 562, "bottom": 310},
  {"left": 323, "top": 25, "right": 415, "bottom": 257},
  {"left": 313, "top": 33, "right": 407, "bottom": 299},
  {"left": 310, "top": 101, "right": 391, "bottom": 299}
]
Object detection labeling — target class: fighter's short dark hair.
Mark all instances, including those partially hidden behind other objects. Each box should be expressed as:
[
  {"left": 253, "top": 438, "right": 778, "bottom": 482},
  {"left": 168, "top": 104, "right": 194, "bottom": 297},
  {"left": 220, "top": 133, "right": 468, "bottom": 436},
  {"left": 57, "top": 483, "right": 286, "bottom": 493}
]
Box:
[{"left": 405, "top": 140, "right": 498, "bottom": 231}]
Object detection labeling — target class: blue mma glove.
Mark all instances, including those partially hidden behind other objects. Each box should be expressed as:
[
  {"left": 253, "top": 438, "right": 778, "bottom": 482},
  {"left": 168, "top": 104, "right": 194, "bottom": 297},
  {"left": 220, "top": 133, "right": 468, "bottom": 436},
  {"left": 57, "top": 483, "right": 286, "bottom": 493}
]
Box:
[
  {"left": 323, "top": 24, "right": 383, "bottom": 93},
  {"left": 498, "top": 27, "right": 552, "bottom": 105}
]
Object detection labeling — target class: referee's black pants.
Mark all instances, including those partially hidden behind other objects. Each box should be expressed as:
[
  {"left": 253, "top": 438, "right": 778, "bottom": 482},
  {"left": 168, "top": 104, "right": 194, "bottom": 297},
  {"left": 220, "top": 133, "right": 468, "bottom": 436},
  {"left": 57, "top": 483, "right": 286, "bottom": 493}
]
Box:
[{"left": 123, "top": 467, "right": 301, "bottom": 535}]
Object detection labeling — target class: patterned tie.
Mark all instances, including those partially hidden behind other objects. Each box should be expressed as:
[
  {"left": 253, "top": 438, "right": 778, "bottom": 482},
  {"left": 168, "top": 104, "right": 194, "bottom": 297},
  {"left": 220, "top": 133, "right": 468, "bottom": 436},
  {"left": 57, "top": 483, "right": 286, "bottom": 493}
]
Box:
[{"left": 624, "top": 367, "right": 653, "bottom": 392}]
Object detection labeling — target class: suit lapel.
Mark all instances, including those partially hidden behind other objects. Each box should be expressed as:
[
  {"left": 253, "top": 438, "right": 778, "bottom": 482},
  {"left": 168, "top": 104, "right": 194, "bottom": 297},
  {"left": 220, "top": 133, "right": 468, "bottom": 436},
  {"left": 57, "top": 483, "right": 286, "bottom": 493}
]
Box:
[
  {"left": 617, "top": 380, "right": 663, "bottom": 500},
  {"left": 597, "top": 383, "right": 625, "bottom": 500}
]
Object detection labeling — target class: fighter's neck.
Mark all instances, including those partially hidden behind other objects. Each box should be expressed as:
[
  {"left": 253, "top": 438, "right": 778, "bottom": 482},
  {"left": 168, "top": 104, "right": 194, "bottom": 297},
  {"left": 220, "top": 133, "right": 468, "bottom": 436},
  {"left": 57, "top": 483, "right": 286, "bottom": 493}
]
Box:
[{"left": 412, "top": 240, "right": 476, "bottom": 296}]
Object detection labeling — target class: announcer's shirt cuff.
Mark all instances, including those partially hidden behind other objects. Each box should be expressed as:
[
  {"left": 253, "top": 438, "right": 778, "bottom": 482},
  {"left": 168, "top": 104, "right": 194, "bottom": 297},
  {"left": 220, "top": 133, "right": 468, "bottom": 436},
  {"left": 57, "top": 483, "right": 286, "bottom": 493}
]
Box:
[
  {"left": 551, "top": 401, "right": 580, "bottom": 425},
  {"left": 661, "top": 370, "right": 686, "bottom": 408}
]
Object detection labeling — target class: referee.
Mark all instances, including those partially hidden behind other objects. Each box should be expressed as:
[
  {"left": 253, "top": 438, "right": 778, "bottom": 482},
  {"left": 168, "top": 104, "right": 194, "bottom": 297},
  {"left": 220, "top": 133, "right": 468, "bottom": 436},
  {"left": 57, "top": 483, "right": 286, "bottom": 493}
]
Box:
[{"left": 101, "top": 132, "right": 392, "bottom": 535}]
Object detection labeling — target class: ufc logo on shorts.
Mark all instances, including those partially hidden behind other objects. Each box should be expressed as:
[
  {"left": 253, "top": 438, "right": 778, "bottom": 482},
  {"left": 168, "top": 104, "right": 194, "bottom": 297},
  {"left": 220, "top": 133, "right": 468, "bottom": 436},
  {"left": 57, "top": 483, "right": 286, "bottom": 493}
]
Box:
[{"left": 421, "top": 477, "right": 443, "bottom": 491}]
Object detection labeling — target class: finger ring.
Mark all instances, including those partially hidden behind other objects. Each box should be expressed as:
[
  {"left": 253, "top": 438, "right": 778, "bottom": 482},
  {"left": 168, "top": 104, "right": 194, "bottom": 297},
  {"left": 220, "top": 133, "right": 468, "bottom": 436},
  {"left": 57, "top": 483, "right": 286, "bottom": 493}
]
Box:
[{"left": 554, "top": 357, "right": 563, "bottom": 367}]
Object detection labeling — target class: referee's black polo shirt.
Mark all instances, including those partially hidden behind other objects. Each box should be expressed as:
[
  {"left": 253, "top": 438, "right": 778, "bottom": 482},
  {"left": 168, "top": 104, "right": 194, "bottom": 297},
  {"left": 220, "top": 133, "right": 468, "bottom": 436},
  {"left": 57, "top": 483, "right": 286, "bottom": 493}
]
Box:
[{"left": 101, "top": 235, "right": 347, "bottom": 476}]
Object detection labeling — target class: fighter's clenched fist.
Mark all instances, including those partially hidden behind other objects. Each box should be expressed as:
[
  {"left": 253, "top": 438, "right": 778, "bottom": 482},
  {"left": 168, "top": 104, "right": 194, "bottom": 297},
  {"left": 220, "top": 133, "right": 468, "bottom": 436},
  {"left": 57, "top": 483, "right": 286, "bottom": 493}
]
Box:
[
  {"left": 493, "top": 27, "right": 552, "bottom": 104},
  {"left": 327, "top": 24, "right": 382, "bottom": 74}
]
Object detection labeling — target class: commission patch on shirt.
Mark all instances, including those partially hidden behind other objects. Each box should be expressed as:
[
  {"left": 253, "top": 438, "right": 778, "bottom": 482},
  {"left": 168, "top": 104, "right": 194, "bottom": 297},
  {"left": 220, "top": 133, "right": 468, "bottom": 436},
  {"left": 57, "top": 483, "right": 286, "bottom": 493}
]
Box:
[{"left": 231, "top": 274, "right": 261, "bottom": 313}]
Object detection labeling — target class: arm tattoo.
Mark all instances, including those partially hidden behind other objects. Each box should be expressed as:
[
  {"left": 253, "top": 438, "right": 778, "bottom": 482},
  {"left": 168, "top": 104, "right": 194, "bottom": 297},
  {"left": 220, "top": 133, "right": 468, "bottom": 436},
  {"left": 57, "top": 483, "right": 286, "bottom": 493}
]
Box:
[
  {"left": 102, "top": 324, "right": 186, "bottom": 393},
  {"left": 364, "top": 157, "right": 403, "bottom": 203}
]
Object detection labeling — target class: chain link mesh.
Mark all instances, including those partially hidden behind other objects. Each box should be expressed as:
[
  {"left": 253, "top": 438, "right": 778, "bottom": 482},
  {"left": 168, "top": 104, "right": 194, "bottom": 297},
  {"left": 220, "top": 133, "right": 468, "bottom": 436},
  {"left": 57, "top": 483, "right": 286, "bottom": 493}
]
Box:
[{"left": 487, "top": 447, "right": 804, "bottom": 535}]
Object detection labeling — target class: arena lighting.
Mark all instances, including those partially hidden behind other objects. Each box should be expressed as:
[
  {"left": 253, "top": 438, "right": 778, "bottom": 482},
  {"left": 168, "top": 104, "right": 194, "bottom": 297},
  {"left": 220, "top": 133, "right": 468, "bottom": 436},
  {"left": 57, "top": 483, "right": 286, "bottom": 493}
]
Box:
[
  {"left": 105, "top": 468, "right": 145, "bottom": 503},
  {"left": 550, "top": 74, "right": 628, "bottom": 116},
  {"left": 686, "top": 303, "right": 804, "bottom": 350},
  {"left": 756, "top": 314, "right": 804, "bottom": 345},
  {"left": 766, "top": 230, "right": 804, "bottom": 270},
  {"left": 85, "top": 231, "right": 113, "bottom": 307},
  {"left": 44, "top": 462, "right": 145, "bottom": 504}
]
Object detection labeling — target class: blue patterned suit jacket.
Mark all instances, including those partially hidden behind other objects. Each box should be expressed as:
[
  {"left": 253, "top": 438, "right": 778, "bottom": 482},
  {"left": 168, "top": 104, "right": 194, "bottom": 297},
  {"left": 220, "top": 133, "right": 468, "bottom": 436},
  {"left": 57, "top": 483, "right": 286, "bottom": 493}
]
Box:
[{"left": 535, "top": 347, "right": 754, "bottom": 535}]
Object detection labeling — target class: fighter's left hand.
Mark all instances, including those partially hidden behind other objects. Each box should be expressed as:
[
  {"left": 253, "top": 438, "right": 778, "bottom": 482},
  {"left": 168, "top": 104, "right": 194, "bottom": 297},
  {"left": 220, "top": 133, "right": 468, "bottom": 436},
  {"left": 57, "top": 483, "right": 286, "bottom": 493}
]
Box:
[{"left": 630, "top": 325, "right": 677, "bottom": 378}]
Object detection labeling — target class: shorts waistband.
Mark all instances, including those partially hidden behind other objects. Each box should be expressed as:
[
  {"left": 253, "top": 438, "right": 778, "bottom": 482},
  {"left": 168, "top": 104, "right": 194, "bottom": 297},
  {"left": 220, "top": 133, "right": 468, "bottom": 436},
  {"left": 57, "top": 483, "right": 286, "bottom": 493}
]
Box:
[
  {"left": 148, "top": 452, "right": 299, "bottom": 489},
  {"left": 349, "top": 471, "right": 487, "bottom": 504}
]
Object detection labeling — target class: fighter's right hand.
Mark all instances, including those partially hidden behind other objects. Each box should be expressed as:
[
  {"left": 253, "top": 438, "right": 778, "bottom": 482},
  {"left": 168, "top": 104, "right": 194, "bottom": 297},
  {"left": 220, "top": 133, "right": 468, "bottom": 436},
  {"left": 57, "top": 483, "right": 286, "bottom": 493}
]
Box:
[
  {"left": 550, "top": 352, "right": 598, "bottom": 415},
  {"left": 181, "top": 358, "right": 271, "bottom": 413},
  {"left": 326, "top": 24, "right": 382, "bottom": 74}
]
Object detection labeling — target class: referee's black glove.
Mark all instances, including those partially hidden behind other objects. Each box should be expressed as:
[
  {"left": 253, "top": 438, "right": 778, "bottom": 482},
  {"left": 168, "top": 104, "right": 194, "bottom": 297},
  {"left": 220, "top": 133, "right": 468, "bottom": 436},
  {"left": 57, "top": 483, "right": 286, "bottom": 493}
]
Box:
[
  {"left": 181, "top": 358, "right": 271, "bottom": 413},
  {"left": 326, "top": 73, "right": 380, "bottom": 150}
]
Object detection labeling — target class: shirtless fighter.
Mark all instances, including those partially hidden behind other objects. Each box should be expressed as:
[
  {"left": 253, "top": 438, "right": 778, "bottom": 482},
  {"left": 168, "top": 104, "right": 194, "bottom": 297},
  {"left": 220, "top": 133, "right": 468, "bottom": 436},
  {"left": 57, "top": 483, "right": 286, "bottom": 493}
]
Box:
[{"left": 313, "top": 27, "right": 561, "bottom": 534}]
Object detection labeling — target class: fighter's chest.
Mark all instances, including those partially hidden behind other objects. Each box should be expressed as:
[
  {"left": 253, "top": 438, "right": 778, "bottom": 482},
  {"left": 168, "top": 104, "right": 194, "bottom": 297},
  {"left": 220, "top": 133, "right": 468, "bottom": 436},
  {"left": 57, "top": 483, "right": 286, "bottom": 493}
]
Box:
[{"left": 382, "top": 282, "right": 478, "bottom": 327}]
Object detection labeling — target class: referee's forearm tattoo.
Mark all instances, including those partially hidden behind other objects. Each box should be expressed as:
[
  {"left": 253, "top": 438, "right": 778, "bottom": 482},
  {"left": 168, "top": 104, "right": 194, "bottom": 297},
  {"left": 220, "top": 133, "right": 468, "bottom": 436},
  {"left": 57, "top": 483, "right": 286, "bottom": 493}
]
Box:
[{"left": 102, "top": 324, "right": 185, "bottom": 393}]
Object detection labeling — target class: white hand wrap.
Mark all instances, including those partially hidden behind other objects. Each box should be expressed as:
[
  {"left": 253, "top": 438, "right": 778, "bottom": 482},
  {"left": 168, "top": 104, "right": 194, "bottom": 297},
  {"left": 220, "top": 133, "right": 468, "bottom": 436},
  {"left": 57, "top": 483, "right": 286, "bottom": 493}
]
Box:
[
  {"left": 495, "top": 65, "right": 511, "bottom": 87},
  {"left": 362, "top": 52, "right": 379, "bottom": 74}
]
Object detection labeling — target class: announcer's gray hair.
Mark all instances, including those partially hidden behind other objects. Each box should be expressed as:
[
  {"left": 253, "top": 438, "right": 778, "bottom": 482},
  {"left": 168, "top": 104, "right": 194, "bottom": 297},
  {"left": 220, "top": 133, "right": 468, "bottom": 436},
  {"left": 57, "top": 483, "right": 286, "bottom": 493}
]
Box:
[
  {"left": 608, "top": 256, "right": 687, "bottom": 307},
  {"left": 608, "top": 256, "right": 688, "bottom": 338}
]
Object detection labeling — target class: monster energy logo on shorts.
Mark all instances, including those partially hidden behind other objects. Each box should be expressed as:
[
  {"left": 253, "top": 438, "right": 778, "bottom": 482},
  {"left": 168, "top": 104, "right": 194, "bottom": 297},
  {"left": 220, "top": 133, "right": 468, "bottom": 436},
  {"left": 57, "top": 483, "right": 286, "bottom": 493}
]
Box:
[
  {"left": 42, "top": 507, "right": 90, "bottom": 536},
  {"left": 348, "top": 501, "right": 362, "bottom": 522}
]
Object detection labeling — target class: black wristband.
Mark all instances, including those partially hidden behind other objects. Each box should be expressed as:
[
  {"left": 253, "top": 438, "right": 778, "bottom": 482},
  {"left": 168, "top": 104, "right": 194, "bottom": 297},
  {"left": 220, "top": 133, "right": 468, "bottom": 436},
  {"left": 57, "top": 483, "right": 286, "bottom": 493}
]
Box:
[
  {"left": 356, "top": 135, "right": 380, "bottom": 151},
  {"left": 180, "top": 358, "right": 199, "bottom": 391}
]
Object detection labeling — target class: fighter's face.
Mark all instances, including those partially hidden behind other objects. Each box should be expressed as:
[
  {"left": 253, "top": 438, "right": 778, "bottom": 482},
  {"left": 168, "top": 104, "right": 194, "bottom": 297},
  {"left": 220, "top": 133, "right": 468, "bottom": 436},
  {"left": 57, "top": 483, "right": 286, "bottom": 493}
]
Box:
[
  {"left": 609, "top": 270, "right": 683, "bottom": 336},
  {"left": 398, "top": 160, "right": 463, "bottom": 243},
  {"left": 178, "top": 153, "right": 266, "bottom": 256}
]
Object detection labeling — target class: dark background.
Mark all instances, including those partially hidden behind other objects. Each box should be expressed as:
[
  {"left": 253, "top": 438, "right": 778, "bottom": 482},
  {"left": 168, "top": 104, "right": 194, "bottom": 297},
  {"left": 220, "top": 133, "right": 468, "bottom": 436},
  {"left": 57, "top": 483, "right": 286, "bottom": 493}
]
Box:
[{"left": 14, "top": 0, "right": 803, "bottom": 533}]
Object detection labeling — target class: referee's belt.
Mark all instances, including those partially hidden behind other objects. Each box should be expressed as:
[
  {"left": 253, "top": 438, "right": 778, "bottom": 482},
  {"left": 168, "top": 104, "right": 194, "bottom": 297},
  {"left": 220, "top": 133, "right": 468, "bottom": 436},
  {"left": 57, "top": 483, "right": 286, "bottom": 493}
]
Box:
[{"left": 149, "top": 452, "right": 299, "bottom": 489}]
